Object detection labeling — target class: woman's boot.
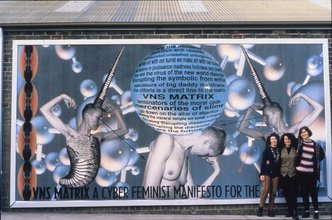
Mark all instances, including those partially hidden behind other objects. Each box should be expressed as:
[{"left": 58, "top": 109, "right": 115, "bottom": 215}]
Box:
[{"left": 256, "top": 207, "right": 263, "bottom": 217}]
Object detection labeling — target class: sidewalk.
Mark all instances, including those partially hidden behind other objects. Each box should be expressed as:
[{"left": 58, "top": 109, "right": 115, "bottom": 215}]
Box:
[{"left": 1, "top": 212, "right": 332, "bottom": 220}]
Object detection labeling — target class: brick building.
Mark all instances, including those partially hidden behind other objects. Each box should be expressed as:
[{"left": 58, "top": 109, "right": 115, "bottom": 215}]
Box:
[{"left": 0, "top": 0, "right": 331, "bottom": 216}]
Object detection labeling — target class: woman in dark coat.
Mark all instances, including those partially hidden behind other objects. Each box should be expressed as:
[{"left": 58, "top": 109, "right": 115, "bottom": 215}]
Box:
[{"left": 256, "top": 133, "right": 281, "bottom": 217}]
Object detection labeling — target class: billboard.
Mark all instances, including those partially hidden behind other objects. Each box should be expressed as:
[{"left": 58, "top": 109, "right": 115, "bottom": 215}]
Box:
[{"left": 10, "top": 39, "right": 331, "bottom": 207}]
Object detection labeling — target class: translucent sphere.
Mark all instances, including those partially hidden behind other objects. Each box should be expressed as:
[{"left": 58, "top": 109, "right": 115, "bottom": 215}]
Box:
[
  {"left": 59, "top": 147, "right": 70, "bottom": 166},
  {"left": 223, "top": 134, "right": 238, "bottom": 156},
  {"left": 130, "top": 166, "right": 141, "bottom": 176},
  {"left": 122, "top": 139, "right": 139, "bottom": 167},
  {"left": 227, "top": 76, "right": 256, "bottom": 110},
  {"left": 131, "top": 45, "right": 227, "bottom": 135},
  {"left": 95, "top": 167, "right": 117, "bottom": 187},
  {"left": 51, "top": 104, "right": 62, "bottom": 117},
  {"left": 115, "top": 181, "right": 130, "bottom": 198},
  {"left": 72, "top": 61, "right": 83, "bottom": 73},
  {"left": 55, "top": 45, "right": 76, "bottom": 60},
  {"left": 124, "top": 128, "right": 139, "bottom": 141},
  {"left": 127, "top": 149, "right": 140, "bottom": 167},
  {"left": 287, "top": 81, "right": 302, "bottom": 96},
  {"left": 53, "top": 164, "right": 70, "bottom": 184},
  {"left": 32, "top": 159, "right": 46, "bottom": 175},
  {"left": 45, "top": 152, "right": 61, "bottom": 171},
  {"left": 226, "top": 74, "right": 238, "bottom": 85},
  {"left": 101, "top": 138, "right": 131, "bottom": 172},
  {"left": 31, "top": 116, "right": 55, "bottom": 145},
  {"left": 216, "top": 44, "right": 242, "bottom": 62},
  {"left": 263, "top": 56, "right": 286, "bottom": 81},
  {"left": 80, "top": 79, "right": 98, "bottom": 99},
  {"left": 306, "top": 55, "right": 323, "bottom": 76},
  {"left": 223, "top": 102, "right": 239, "bottom": 118},
  {"left": 239, "top": 140, "right": 263, "bottom": 165}
]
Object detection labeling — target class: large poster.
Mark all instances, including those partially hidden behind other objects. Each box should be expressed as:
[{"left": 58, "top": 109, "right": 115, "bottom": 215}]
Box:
[{"left": 10, "top": 39, "right": 331, "bottom": 207}]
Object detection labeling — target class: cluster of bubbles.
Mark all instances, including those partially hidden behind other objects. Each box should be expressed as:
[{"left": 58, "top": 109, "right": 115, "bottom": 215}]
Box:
[
  {"left": 25, "top": 44, "right": 141, "bottom": 194},
  {"left": 24, "top": 43, "right": 325, "bottom": 192},
  {"left": 216, "top": 44, "right": 324, "bottom": 171},
  {"left": 55, "top": 45, "right": 83, "bottom": 73}
]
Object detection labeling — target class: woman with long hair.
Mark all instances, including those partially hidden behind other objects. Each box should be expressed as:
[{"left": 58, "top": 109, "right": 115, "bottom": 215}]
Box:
[{"left": 280, "top": 133, "right": 299, "bottom": 220}]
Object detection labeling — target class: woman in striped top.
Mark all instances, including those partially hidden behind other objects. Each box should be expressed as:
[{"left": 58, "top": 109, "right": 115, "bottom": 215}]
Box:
[{"left": 296, "top": 126, "right": 325, "bottom": 219}]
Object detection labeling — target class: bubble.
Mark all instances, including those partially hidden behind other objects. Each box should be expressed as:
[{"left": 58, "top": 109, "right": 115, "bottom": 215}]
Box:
[
  {"left": 55, "top": 45, "right": 76, "bottom": 60},
  {"left": 53, "top": 164, "right": 70, "bottom": 184},
  {"left": 114, "top": 181, "right": 130, "bottom": 197},
  {"left": 51, "top": 104, "right": 62, "bottom": 117},
  {"left": 121, "top": 139, "right": 139, "bottom": 167},
  {"left": 223, "top": 134, "right": 238, "bottom": 156},
  {"left": 227, "top": 76, "right": 256, "bottom": 110},
  {"left": 45, "top": 152, "right": 61, "bottom": 171},
  {"left": 306, "top": 55, "right": 323, "bottom": 76},
  {"left": 80, "top": 79, "right": 98, "bottom": 99},
  {"left": 226, "top": 74, "right": 239, "bottom": 85},
  {"left": 127, "top": 149, "right": 140, "bottom": 167},
  {"left": 31, "top": 116, "right": 55, "bottom": 145},
  {"left": 59, "top": 147, "right": 70, "bottom": 166},
  {"left": 287, "top": 81, "right": 302, "bottom": 96},
  {"left": 263, "top": 56, "right": 286, "bottom": 81},
  {"left": 239, "top": 140, "right": 264, "bottom": 165},
  {"left": 130, "top": 166, "right": 141, "bottom": 176},
  {"left": 124, "top": 128, "right": 139, "bottom": 141},
  {"left": 216, "top": 44, "right": 241, "bottom": 62},
  {"left": 72, "top": 61, "right": 83, "bottom": 73},
  {"left": 95, "top": 167, "right": 117, "bottom": 187},
  {"left": 32, "top": 159, "right": 47, "bottom": 175},
  {"left": 100, "top": 138, "right": 131, "bottom": 172},
  {"left": 131, "top": 45, "right": 227, "bottom": 135},
  {"left": 223, "top": 102, "right": 239, "bottom": 118}
]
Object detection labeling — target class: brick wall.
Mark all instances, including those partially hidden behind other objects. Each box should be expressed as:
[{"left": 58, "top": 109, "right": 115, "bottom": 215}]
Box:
[{"left": 1, "top": 28, "right": 331, "bottom": 215}]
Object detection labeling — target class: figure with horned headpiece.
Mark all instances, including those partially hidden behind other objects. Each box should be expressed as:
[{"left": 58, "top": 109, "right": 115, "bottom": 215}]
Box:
[
  {"left": 238, "top": 45, "right": 323, "bottom": 141},
  {"left": 40, "top": 47, "right": 128, "bottom": 188}
]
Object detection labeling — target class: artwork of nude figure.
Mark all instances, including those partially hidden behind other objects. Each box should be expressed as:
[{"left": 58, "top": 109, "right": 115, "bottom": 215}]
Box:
[
  {"left": 238, "top": 45, "right": 323, "bottom": 140},
  {"left": 143, "top": 126, "right": 226, "bottom": 198},
  {"left": 40, "top": 48, "right": 128, "bottom": 188}
]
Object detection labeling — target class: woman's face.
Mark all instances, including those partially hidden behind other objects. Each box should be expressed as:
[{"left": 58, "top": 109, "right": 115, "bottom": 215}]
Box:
[
  {"left": 270, "top": 136, "right": 278, "bottom": 148},
  {"left": 300, "top": 129, "right": 310, "bottom": 141},
  {"left": 283, "top": 135, "right": 291, "bottom": 147}
]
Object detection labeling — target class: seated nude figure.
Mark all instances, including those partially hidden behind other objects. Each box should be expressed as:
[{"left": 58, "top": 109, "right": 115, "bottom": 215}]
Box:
[{"left": 143, "top": 126, "right": 226, "bottom": 199}]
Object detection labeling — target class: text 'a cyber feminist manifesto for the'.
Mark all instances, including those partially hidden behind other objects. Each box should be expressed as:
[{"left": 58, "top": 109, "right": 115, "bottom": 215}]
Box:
[{"left": 32, "top": 184, "right": 260, "bottom": 200}]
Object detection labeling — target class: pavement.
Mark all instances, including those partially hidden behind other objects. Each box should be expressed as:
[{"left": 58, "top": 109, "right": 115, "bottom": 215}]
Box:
[{"left": 1, "top": 212, "right": 332, "bottom": 220}]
